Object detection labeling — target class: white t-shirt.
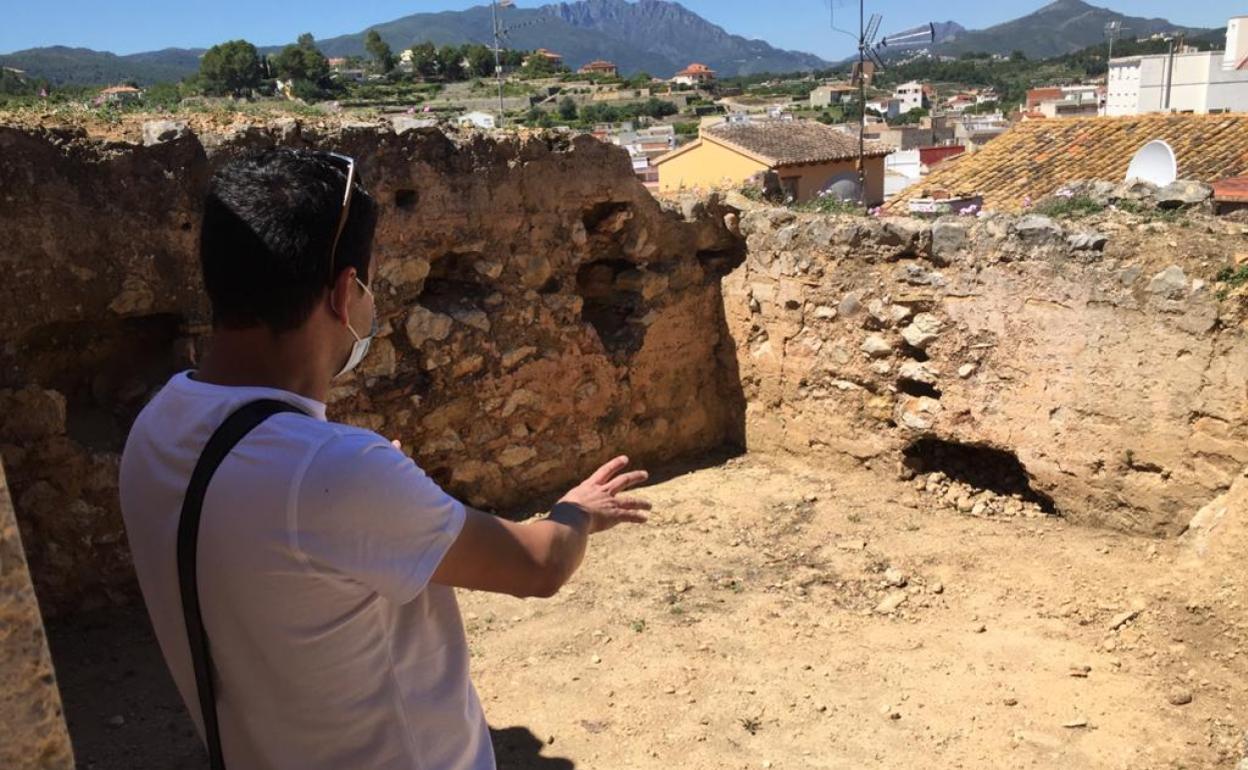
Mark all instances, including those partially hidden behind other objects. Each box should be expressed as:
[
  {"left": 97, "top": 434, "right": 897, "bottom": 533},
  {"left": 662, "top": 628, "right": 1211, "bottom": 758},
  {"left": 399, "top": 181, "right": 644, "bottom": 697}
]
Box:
[{"left": 120, "top": 371, "right": 494, "bottom": 770}]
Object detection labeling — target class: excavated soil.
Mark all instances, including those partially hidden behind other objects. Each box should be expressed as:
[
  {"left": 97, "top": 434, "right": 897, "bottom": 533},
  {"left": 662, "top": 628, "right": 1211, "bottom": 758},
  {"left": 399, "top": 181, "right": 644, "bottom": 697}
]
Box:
[{"left": 50, "top": 453, "right": 1248, "bottom": 770}]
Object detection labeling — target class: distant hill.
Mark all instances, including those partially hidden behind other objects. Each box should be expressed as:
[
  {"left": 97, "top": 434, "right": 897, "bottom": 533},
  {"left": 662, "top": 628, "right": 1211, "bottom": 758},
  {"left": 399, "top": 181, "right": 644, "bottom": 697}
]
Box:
[
  {"left": 0, "top": 0, "right": 829, "bottom": 86},
  {"left": 935, "top": 0, "right": 1210, "bottom": 59},
  {"left": 0, "top": 46, "right": 203, "bottom": 86}
]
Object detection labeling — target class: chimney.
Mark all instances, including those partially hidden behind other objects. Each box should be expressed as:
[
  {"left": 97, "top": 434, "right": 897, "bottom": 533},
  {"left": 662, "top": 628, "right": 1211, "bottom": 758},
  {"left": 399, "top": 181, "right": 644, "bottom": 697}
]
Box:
[{"left": 1223, "top": 16, "right": 1248, "bottom": 70}]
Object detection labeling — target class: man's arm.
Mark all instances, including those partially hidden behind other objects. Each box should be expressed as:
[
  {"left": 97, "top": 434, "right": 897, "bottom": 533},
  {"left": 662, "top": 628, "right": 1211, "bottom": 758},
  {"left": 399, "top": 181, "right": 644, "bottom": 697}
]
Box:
[{"left": 431, "top": 455, "right": 650, "bottom": 598}]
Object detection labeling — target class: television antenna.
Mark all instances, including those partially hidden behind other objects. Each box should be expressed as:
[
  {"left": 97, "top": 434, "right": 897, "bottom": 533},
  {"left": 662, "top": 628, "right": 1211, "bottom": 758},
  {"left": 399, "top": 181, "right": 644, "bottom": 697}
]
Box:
[
  {"left": 490, "top": 0, "right": 555, "bottom": 127},
  {"left": 830, "top": 0, "right": 934, "bottom": 209},
  {"left": 1105, "top": 20, "right": 1129, "bottom": 63}
]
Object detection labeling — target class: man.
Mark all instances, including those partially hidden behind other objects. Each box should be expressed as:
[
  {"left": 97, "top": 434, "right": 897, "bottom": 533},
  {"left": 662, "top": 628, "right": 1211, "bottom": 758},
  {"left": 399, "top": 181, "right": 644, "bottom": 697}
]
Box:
[{"left": 120, "top": 148, "right": 650, "bottom": 769}]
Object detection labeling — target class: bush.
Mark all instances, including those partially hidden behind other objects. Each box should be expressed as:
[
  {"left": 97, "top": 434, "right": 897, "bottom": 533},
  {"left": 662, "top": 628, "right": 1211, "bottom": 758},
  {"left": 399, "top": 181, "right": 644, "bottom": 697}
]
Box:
[{"left": 1033, "top": 194, "right": 1104, "bottom": 219}]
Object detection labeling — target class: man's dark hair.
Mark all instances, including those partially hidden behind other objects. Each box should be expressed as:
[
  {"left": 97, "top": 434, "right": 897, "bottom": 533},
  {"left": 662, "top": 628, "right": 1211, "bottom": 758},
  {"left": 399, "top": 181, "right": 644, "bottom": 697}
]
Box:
[{"left": 201, "top": 148, "right": 378, "bottom": 332}]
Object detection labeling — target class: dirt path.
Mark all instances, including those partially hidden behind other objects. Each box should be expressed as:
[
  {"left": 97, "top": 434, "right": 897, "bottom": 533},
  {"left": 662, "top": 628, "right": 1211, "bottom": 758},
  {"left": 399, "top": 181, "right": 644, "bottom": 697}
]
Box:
[{"left": 50, "top": 454, "right": 1247, "bottom": 769}]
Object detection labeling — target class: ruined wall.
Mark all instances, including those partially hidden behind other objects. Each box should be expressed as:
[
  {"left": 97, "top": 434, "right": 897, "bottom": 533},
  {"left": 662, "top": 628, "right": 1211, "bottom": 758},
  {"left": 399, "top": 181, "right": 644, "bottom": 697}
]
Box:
[
  {"left": 725, "top": 206, "right": 1248, "bottom": 536},
  {"left": 0, "top": 461, "right": 74, "bottom": 769},
  {"left": 0, "top": 118, "right": 745, "bottom": 614}
]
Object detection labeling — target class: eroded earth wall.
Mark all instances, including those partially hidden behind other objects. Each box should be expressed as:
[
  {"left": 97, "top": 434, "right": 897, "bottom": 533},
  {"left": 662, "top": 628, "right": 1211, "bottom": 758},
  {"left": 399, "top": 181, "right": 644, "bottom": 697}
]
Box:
[
  {"left": 0, "top": 119, "right": 746, "bottom": 614},
  {"left": 725, "top": 207, "right": 1248, "bottom": 536}
]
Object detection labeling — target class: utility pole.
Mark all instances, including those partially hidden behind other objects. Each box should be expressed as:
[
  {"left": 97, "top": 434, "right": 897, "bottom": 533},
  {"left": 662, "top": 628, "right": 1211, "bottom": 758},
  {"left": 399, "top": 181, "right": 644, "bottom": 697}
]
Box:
[
  {"left": 858, "top": 0, "right": 866, "bottom": 211},
  {"left": 491, "top": 0, "right": 506, "bottom": 126}
]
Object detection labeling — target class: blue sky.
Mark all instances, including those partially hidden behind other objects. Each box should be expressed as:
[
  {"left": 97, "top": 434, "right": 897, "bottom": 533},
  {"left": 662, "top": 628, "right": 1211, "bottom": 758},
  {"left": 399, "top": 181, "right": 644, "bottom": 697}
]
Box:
[{"left": 1, "top": 1, "right": 1240, "bottom": 59}]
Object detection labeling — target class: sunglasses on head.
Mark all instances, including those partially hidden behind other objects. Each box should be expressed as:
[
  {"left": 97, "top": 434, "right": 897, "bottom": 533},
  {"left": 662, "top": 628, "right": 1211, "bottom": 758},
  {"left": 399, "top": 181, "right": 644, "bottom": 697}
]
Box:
[{"left": 315, "top": 151, "right": 358, "bottom": 281}]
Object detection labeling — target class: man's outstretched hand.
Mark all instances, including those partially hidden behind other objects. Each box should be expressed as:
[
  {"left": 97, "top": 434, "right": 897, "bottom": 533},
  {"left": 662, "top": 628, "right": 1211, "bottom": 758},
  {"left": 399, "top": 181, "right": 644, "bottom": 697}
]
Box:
[{"left": 557, "top": 455, "right": 652, "bottom": 533}]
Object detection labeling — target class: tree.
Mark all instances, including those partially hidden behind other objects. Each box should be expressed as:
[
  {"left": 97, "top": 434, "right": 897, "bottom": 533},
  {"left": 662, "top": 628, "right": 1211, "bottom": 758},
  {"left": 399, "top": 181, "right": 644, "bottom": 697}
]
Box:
[
  {"left": 1009, "top": 49, "right": 1027, "bottom": 62},
  {"left": 272, "top": 33, "right": 330, "bottom": 85},
  {"left": 407, "top": 42, "right": 439, "bottom": 78},
  {"left": 365, "top": 29, "right": 395, "bottom": 73},
  {"left": 466, "top": 44, "right": 496, "bottom": 78},
  {"left": 558, "top": 96, "right": 578, "bottom": 121},
  {"left": 199, "top": 39, "right": 264, "bottom": 96},
  {"left": 436, "top": 44, "right": 465, "bottom": 81}
]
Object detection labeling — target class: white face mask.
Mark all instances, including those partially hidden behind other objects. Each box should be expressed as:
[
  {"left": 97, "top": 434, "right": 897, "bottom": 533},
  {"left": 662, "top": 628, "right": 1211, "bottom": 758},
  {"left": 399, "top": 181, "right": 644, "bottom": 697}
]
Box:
[{"left": 335, "top": 276, "right": 377, "bottom": 379}]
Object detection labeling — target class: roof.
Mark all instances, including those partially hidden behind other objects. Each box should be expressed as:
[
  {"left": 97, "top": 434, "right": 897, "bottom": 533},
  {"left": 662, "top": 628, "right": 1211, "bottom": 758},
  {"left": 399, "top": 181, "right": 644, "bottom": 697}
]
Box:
[
  {"left": 1213, "top": 176, "right": 1248, "bottom": 203},
  {"left": 676, "top": 63, "right": 715, "bottom": 76},
  {"left": 100, "top": 85, "right": 142, "bottom": 94},
  {"left": 888, "top": 114, "right": 1248, "bottom": 212},
  {"left": 697, "top": 120, "right": 891, "bottom": 167},
  {"left": 579, "top": 60, "right": 617, "bottom": 70}
]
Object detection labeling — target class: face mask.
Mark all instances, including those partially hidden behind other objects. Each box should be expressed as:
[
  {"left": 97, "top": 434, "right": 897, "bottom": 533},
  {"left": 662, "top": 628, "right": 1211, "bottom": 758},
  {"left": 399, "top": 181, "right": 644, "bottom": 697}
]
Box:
[{"left": 335, "top": 276, "right": 377, "bottom": 379}]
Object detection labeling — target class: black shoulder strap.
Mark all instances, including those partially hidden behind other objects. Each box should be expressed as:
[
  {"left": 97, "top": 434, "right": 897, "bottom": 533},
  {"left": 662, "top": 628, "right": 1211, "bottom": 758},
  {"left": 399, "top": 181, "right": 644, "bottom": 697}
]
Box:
[{"left": 177, "top": 399, "right": 307, "bottom": 770}]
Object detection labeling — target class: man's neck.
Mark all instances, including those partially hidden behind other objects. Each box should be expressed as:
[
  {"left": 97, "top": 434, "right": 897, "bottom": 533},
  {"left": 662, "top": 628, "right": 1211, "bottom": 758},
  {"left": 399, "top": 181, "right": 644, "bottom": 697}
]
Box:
[{"left": 195, "top": 326, "right": 331, "bottom": 404}]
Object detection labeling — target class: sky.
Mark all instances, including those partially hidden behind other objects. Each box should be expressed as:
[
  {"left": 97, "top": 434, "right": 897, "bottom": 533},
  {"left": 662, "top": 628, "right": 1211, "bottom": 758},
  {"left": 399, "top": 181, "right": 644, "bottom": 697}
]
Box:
[{"left": 1, "top": 0, "right": 1241, "bottom": 60}]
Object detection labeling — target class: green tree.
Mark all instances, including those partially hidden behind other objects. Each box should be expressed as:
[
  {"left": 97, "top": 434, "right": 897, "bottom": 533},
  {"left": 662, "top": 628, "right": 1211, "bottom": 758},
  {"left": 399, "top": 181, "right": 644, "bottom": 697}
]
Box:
[
  {"left": 1010, "top": 49, "right": 1027, "bottom": 61},
  {"left": 436, "top": 44, "right": 465, "bottom": 80},
  {"left": 272, "top": 33, "right": 330, "bottom": 84},
  {"left": 365, "top": 29, "right": 395, "bottom": 73},
  {"left": 465, "top": 44, "right": 496, "bottom": 78},
  {"left": 199, "top": 39, "right": 264, "bottom": 96},
  {"left": 558, "top": 96, "right": 578, "bottom": 120},
  {"left": 407, "top": 42, "right": 438, "bottom": 78}
]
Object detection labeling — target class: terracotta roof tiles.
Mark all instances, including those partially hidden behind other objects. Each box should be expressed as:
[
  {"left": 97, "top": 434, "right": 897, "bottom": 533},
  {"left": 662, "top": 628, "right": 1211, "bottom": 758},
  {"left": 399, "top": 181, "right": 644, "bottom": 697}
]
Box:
[
  {"left": 887, "top": 114, "right": 1248, "bottom": 212},
  {"left": 705, "top": 120, "right": 890, "bottom": 167}
]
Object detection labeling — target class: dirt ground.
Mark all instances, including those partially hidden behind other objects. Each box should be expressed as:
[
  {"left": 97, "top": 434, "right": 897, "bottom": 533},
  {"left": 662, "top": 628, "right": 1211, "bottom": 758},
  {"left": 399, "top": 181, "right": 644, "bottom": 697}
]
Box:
[{"left": 49, "top": 453, "right": 1247, "bottom": 769}]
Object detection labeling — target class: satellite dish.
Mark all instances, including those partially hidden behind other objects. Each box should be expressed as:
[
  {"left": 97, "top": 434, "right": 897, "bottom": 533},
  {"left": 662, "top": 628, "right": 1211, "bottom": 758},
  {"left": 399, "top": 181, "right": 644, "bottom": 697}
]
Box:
[
  {"left": 1125, "top": 140, "right": 1177, "bottom": 186},
  {"left": 820, "top": 173, "right": 862, "bottom": 201}
]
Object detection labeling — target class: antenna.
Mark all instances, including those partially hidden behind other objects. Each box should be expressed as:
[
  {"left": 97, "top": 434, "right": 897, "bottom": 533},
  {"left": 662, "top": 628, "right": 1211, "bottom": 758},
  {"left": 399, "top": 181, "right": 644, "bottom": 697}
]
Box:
[
  {"left": 840, "top": 1, "right": 934, "bottom": 210},
  {"left": 1105, "top": 20, "right": 1129, "bottom": 63},
  {"left": 490, "top": 0, "right": 552, "bottom": 127}
]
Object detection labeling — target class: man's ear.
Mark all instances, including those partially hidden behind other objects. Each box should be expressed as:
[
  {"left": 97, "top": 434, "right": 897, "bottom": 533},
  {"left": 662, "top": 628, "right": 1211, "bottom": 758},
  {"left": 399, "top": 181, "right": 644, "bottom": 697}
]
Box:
[{"left": 327, "top": 267, "right": 357, "bottom": 325}]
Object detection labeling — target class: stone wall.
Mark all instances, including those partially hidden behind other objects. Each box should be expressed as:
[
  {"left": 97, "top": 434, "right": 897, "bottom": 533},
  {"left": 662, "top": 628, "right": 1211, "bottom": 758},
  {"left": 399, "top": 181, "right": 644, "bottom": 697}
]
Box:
[
  {"left": 0, "top": 461, "right": 74, "bottom": 769},
  {"left": 724, "top": 206, "right": 1248, "bottom": 536},
  {"left": 0, "top": 119, "right": 745, "bottom": 614}
]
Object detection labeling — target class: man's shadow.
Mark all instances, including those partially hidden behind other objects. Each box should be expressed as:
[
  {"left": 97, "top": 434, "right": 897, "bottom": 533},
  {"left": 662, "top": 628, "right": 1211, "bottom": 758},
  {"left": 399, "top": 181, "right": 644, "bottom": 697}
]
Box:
[{"left": 491, "top": 726, "right": 575, "bottom": 769}]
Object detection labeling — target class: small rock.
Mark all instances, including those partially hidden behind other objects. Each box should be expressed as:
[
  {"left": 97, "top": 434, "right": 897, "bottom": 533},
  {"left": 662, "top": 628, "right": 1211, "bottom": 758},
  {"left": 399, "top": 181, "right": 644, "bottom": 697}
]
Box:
[
  {"left": 1003, "top": 697, "right": 1018, "bottom": 707},
  {"left": 1068, "top": 231, "right": 1109, "bottom": 251},
  {"left": 900, "top": 313, "right": 943, "bottom": 350},
  {"left": 838, "top": 293, "right": 862, "bottom": 317},
  {"left": 1167, "top": 690, "right": 1193, "bottom": 706},
  {"left": 972, "top": 623, "right": 987, "bottom": 634},
  {"left": 106, "top": 714, "right": 125, "bottom": 727},
  {"left": 1062, "top": 717, "right": 1088, "bottom": 729},
  {"left": 957, "top": 363, "right": 977, "bottom": 378},
  {"left": 1155, "top": 179, "right": 1212, "bottom": 209},
  {"left": 884, "top": 568, "right": 908, "bottom": 588},
  {"left": 1014, "top": 214, "right": 1062, "bottom": 243},
  {"left": 141, "top": 119, "right": 189, "bottom": 146},
  {"left": 1108, "top": 610, "right": 1139, "bottom": 631},
  {"left": 861, "top": 334, "right": 893, "bottom": 358},
  {"left": 929, "top": 581, "right": 944, "bottom": 595},
  {"left": 1147, "top": 266, "right": 1188, "bottom": 298},
  {"left": 1069, "top": 665, "right": 1091, "bottom": 678},
  {"left": 591, "top": 655, "right": 602, "bottom": 664},
  {"left": 874, "top": 591, "right": 909, "bottom": 614}
]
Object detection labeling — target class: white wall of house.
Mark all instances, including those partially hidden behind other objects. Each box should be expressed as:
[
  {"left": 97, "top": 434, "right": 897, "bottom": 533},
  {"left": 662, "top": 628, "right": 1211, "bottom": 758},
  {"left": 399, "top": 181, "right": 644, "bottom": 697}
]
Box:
[
  {"left": 1106, "top": 58, "right": 1142, "bottom": 116},
  {"left": 893, "top": 80, "right": 926, "bottom": 112},
  {"left": 1138, "top": 51, "right": 1248, "bottom": 113}
]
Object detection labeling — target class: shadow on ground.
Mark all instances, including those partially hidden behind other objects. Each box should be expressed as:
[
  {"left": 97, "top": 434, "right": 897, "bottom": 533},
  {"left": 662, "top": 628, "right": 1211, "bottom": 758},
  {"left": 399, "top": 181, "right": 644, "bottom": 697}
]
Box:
[{"left": 47, "top": 605, "right": 575, "bottom": 769}]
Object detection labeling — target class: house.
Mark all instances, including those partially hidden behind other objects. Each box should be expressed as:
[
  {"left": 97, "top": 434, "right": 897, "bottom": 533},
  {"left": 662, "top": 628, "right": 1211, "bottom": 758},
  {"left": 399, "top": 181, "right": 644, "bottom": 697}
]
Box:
[
  {"left": 953, "top": 112, "right": 1010, "bottom": 151},
  {"left": 860, "top": 115, "right": 955, "bottom": 151},
  {"left": 887, "top": 114, "right": 1248, "bottom": 212},
  {"left": 850, "top": 60, "right": 877, "bottom": 86},
  {"left": 1026, "top": 84, "right": 1103, "bottom": 118},
  {"left": 1107, "top": 16, "right": 1248, "bottom": 116},
  {"left": 457, "top": 111, "right": 497, "bottom": 130},
  {"left": 810, "top": 83, "right": 856, "bottom": 107},
  {"left": 654, "top": 118, "right": 890, "bottom": 204},
  {"left": 672, "top": 63, "right": 715, "bottom": 86},
  {"left": 579, "top": 60, "right": 618, "bottom": 77},
  {"left": 865, "top": 98, "right": 901, "bottom": 119},
  {"left": 95, "top": 85, "right": 142, "bottom": 105},
  {"left": 893, "top": 80, "right": 929, "bottom": 113},
  {"left": 524, "top": 48, "right": 563, "bottom": 68}
]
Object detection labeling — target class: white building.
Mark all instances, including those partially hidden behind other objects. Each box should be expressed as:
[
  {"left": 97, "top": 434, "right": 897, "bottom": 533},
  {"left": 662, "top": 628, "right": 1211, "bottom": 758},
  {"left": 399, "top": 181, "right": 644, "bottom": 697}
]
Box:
[
  {"left": 893, "top": 81, "right": 928, "bottom": 113},
  {"left": 884, "top": 149, "right": 922, "bottom": 198},
  {"left": 1107, "top": 15, "right": 1248, "bottom": 115},
  {"left": 866, "top": 98, "right": 901, "bottom": 119}
]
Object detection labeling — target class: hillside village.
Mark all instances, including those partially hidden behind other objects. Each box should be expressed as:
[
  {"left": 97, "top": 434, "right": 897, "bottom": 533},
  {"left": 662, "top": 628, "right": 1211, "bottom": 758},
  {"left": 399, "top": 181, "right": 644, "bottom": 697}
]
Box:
[{"left": 5, "top": 7, "right": 1248, "bottom": 213}]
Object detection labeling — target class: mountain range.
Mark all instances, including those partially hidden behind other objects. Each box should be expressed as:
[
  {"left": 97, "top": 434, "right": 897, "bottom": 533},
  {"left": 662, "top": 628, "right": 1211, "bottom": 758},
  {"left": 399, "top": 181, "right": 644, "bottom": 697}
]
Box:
[
  {"left": 0, "top": 0, "right": 1223, "bottom": 87},
  {"left": 935, "top": 0, "right": 1209, "bottom": 60}
]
